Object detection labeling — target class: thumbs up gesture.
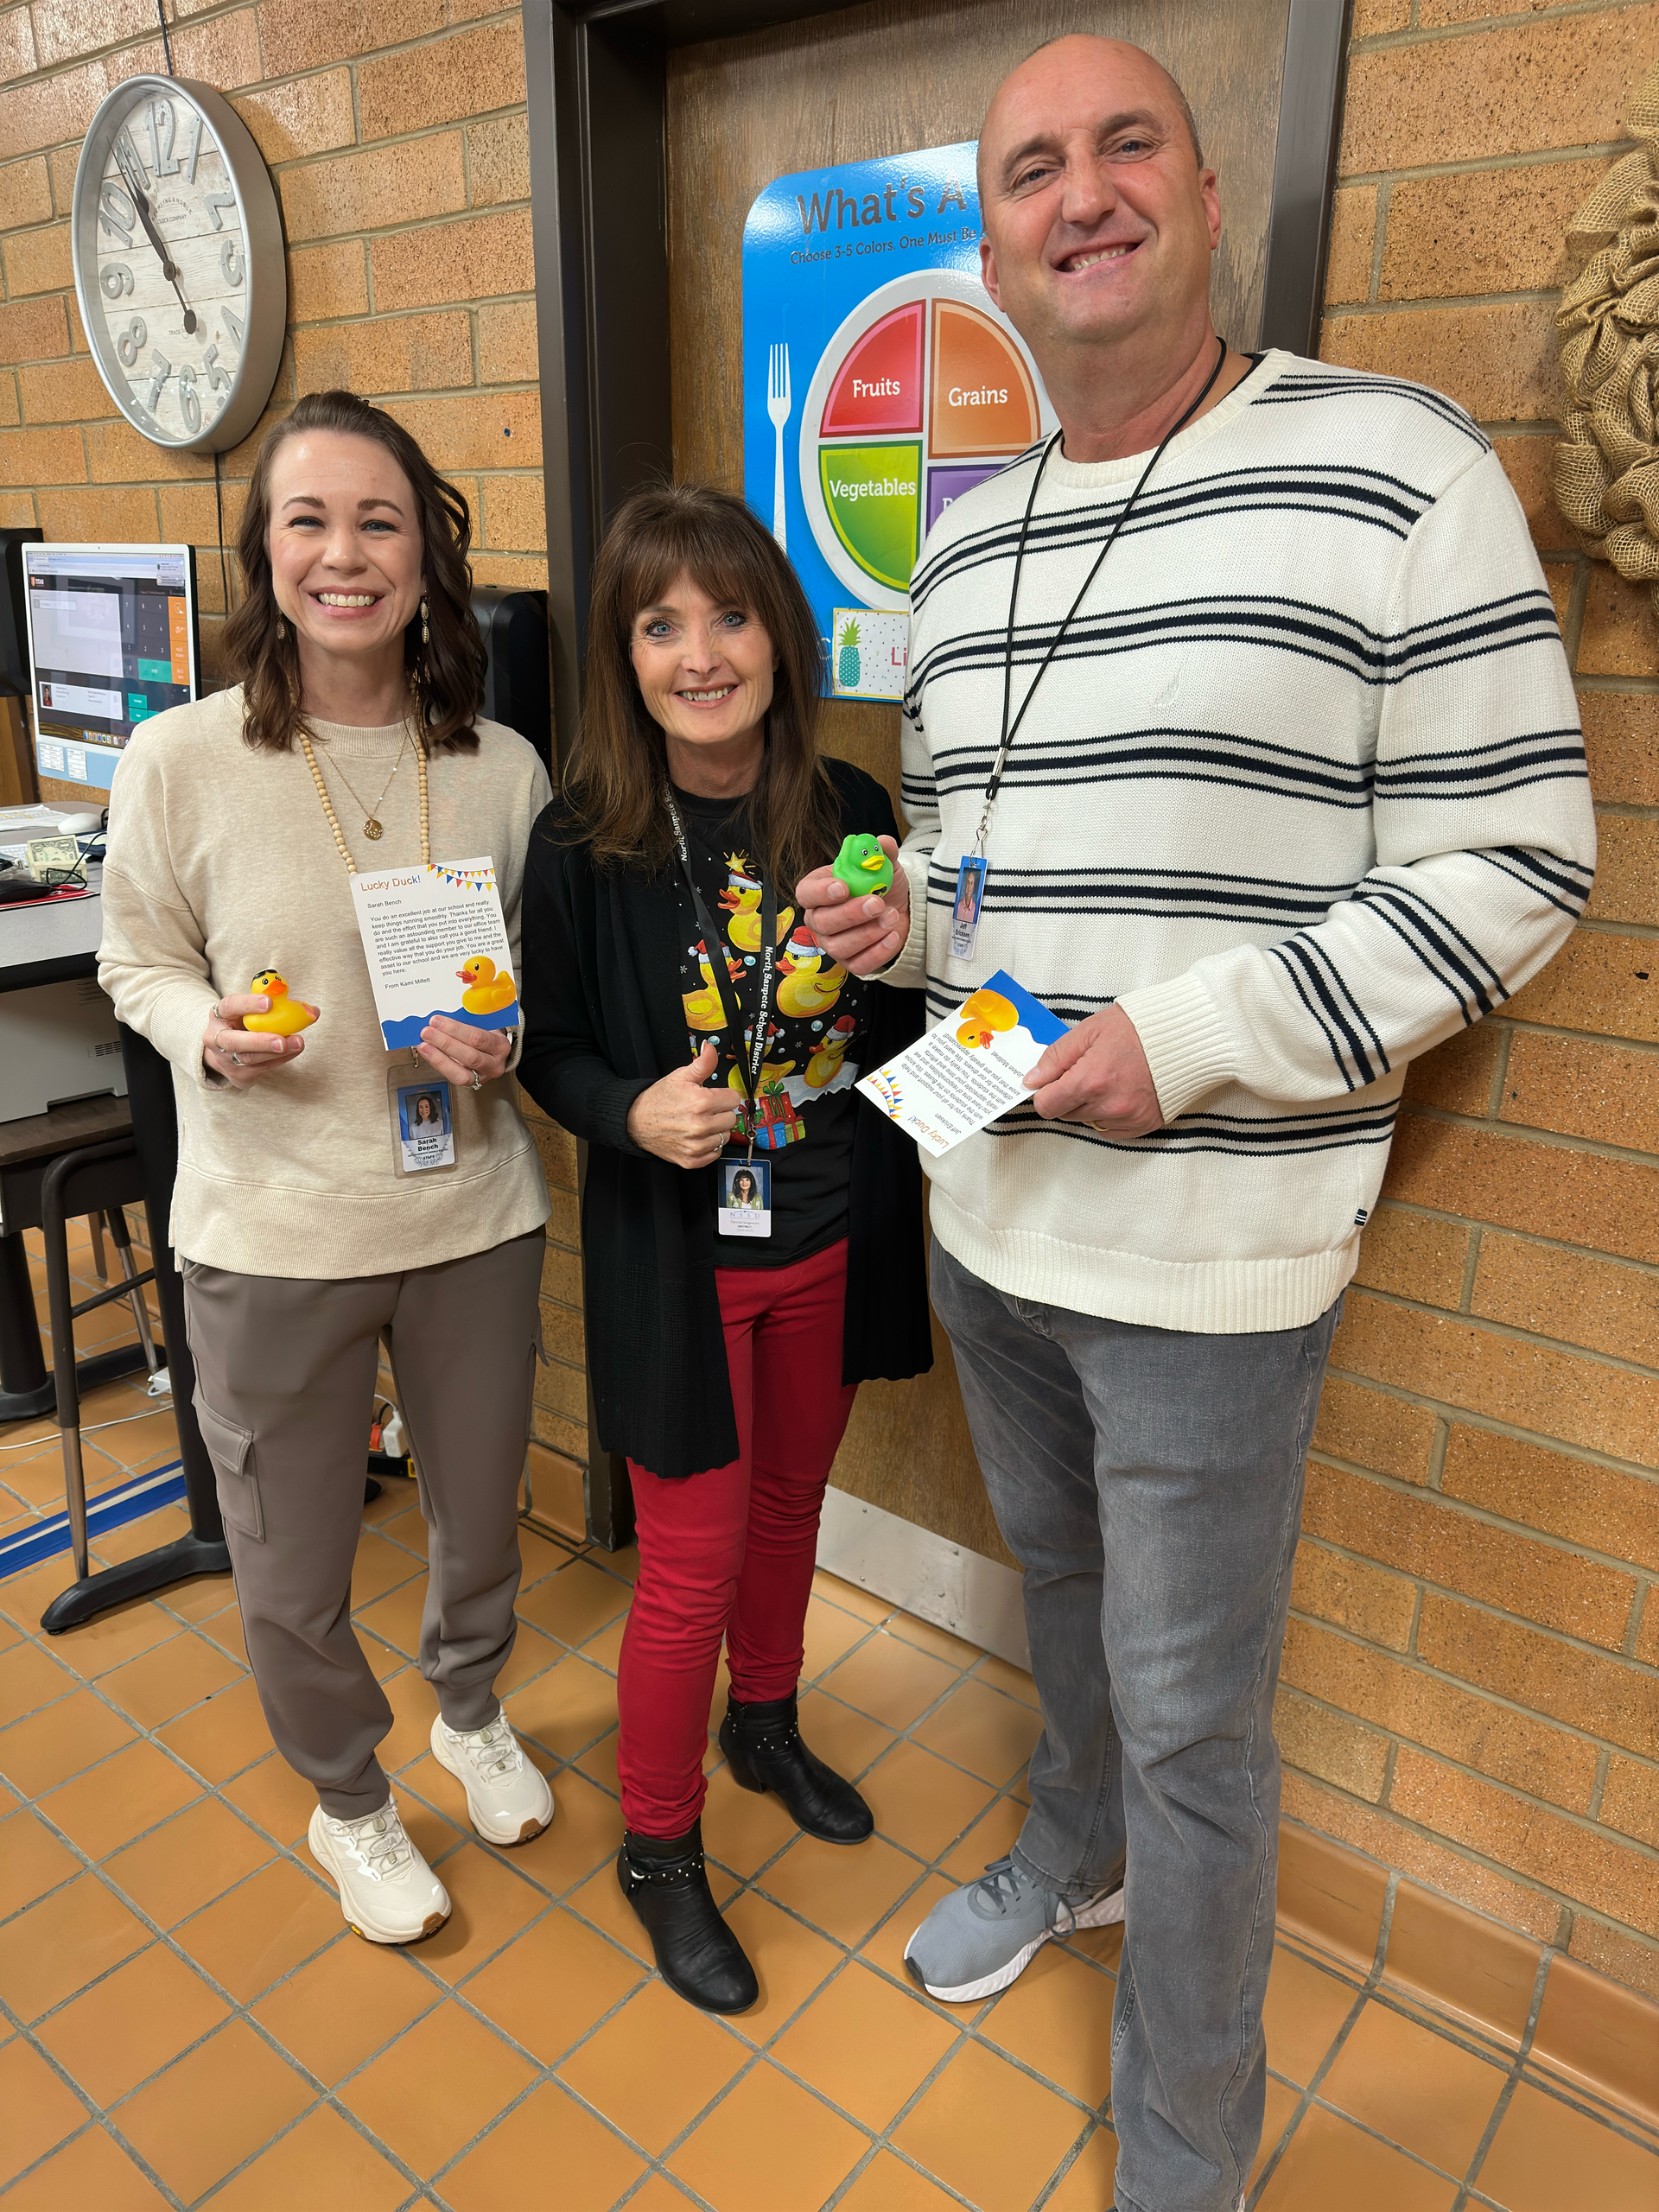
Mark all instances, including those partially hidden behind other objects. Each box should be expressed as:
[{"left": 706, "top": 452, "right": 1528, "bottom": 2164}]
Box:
[{"left": 626, "top": 1039, "right": 743, "bottom": 1168}]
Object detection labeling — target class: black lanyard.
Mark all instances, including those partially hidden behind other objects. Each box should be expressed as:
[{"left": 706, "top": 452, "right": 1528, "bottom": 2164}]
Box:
[
  {"left": 973, "top": 334, "right": 1231, "bottom": 857},
  {"left": 664, "top": 791, "right": 776, "bottom": 1152}
]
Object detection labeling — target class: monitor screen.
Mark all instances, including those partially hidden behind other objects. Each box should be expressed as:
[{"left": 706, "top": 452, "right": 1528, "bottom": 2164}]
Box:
[{"left": 22, "top": 543, "right": 199, "bottom": 793}]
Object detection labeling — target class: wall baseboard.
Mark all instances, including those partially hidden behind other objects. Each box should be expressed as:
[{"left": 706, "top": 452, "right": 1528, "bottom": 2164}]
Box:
[{"left": 816, "top": 1486, "right": 1030, "bottom": 1669}]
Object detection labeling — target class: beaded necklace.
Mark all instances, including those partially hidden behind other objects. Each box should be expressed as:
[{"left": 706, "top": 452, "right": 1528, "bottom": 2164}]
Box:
[{"left": 300, "top": 722, "right": 429, "bottom": 874}]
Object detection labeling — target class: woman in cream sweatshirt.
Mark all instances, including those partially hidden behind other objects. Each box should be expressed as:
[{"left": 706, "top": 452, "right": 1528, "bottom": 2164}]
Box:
[{"left": 99, "top": 391, "right": 553, "bottom": 1945}]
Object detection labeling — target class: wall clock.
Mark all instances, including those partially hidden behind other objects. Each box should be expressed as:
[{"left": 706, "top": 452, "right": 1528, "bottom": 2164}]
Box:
[{"left": 72, "top": 75, "right": 285, "bottom": 453}]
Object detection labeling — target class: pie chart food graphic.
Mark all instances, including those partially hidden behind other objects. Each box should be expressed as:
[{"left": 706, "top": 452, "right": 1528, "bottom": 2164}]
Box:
[{"left": 800, "top": 271, "right": 1052, "bottom": 611}]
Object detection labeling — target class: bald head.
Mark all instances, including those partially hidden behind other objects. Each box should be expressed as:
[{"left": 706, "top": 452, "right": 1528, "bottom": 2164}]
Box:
[
  {"left": 974, "top": 35, "right": 1224, "bottom": 426},
  {"left": 1008, "top": 35, "right": 1203, "bottom": 169}
]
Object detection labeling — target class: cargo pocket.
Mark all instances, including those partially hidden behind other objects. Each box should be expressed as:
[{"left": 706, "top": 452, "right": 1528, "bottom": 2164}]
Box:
[{"left": 194, "top": 1399, "right": 264, "bottom": 1541}]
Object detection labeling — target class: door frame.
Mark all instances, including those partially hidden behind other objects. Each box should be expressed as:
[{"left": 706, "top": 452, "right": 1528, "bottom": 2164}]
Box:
[{"left": 521, "top": 0, "right": 1352, "bottom": 1547}]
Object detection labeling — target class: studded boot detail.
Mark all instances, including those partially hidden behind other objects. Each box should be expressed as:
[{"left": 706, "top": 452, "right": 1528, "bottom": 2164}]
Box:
[
  {"left": 617, "top": 1820, "right": 759, "bottom": 2014},
  {"left": 719, "top": 1691, "right": 874, "bottom": 1845}
]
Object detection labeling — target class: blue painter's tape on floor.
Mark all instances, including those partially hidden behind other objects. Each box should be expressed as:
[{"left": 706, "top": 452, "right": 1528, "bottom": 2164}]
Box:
[{"left": 0, "top": 1460, "right": 186, "bottom": 1580}]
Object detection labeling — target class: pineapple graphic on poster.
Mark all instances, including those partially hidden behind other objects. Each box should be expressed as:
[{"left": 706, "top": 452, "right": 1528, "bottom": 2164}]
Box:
[{"left": 831, "top": 609, "right": 909, "bottom": 700}]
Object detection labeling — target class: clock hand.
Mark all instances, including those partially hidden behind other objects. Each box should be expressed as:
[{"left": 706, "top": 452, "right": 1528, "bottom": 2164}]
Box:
[
  {"left": 132, "top": 191, "right": 198, "bottom": 335},
  {"left": 112, "top": 139, "right": 198, "bottom": 334}
]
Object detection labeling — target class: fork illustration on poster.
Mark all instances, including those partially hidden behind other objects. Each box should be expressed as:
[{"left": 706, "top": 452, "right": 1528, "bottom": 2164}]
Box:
[
  {"left": 742, "top": 142, "right": 1056, "bottom": 700},
  {"left": 767, "top": 342, "right": 792, "bottom": 550}
]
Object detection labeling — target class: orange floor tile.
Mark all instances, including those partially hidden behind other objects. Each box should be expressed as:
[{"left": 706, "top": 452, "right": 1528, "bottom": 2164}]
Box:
[{"left": 3, "top": 1227, "right": 1656, "bottom": 2210}]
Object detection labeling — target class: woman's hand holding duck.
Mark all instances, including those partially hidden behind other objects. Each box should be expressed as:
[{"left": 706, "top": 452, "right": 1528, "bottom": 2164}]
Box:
[
  {"left": 797, "top": 834, "right": 909, "bottom": 976},
  {"left": 203, "top": 990, "right": 319, "bottom": 1087},
  {"left": 626, "top": 1039, "right": 741, "bottom": 1168}
]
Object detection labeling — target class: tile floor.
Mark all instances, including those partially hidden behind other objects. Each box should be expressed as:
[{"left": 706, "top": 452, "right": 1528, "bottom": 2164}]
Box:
[{"left": 2, "top": 1225, "right": 1656, "bottom": 2210}]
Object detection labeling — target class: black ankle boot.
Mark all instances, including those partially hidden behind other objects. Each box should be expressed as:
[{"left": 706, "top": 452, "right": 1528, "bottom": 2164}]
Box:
[
  {"left": 617, "top": 1821, "right": 758, "bottom": 2014},
  {"left": 719, "top": 1692, "right": 874, "bottom": 1845}
]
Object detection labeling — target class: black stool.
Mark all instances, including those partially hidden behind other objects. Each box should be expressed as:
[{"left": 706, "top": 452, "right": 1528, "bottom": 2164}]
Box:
[
  {"left": 0, "top": 1095, "right": 158, "bottom": 1426},
  {"left": 36, "top": 1139, "right": 163, "bottom": 1585},
  {"left": 36, "top": 1028, "right": 232, "bottom": 1635}
]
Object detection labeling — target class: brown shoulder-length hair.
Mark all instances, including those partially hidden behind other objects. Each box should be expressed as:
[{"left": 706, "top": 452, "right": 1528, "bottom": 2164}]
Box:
[
  {"left": 564, "top": 481, "right": 839, "bottom": 888},
  {"left": 222, "top": 388, "right": 486, "bottom": 754}
]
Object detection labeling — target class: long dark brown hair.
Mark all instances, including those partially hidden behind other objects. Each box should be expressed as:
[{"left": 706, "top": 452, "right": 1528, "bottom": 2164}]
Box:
[
  {"left": 222, "top": 389, "right": 486, "bottom": 754},
  {"left": 564, "top": 481, "right": 838, "bottom": 887}
]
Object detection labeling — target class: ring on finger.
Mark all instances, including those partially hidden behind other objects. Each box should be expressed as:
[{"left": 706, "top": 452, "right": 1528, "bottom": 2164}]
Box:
[{"left": 231, "top": 1052, "right": 245, "bottom": 1067}]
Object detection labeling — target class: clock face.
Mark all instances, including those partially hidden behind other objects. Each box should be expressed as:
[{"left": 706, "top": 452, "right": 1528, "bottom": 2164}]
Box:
[{"left": 73, "top": 77, "right": 284, "bottom": 454}]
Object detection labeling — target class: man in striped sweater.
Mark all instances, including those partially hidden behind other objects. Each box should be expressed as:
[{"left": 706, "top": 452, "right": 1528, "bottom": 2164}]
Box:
[{"left": 800, "top": 32, "right": 1595, "bottom": 2212}]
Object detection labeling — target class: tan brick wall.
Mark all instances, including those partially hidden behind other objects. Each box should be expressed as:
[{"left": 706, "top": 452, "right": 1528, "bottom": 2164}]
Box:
[
  {"left": 1299, "top": 0, "right": 1659, "bottom": 1999},
  {"left": 0, "top": 0, "right": 583, "bottom": 1509},
  {"left": 9, "top": 0, "right": 1656, "bottom": 2000}
]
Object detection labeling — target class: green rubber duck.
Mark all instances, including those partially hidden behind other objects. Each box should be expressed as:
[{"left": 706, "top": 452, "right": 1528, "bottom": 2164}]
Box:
[{"left": 833, "top": 832, "right": 894, "bottom": 896}]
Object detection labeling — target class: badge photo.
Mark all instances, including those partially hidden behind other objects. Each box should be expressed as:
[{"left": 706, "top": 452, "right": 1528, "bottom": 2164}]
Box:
[
  {"left": 950, "top": 853, "right": 988, "bottom": 959},
  {"left": 391, "top": 1074, "right": 456, "bottom": 1176},
  {"left": 718, "top": 1155, "right": 772, "bottom": 1238}
]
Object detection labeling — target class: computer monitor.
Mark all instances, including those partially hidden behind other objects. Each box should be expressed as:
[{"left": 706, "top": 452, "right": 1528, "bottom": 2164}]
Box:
[{"left": 22, "top": 543, "right": 200, "bottom": 795}]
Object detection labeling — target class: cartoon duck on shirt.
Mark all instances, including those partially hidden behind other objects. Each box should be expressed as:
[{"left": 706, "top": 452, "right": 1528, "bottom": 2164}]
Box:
[
  {"left": 804, "top": 1014, "right": 858, "bottom": 1089},
  {"left": 776, "top": 928, "right": 848, "bottom": 1020}
]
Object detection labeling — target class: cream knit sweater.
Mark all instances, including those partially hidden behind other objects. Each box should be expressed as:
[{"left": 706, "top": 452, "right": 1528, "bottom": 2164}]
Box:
[
  {"left": 99, "top": 685, "right": 552, "bottom": 1279},
  {"left": 886, "top": 354, "right": 1596, "bottom": 1333}
]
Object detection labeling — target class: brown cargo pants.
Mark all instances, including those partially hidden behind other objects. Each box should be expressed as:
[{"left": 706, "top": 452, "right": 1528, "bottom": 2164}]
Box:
[{"left": 181, "top": 1230, "right": 545, "bottom": 1817}]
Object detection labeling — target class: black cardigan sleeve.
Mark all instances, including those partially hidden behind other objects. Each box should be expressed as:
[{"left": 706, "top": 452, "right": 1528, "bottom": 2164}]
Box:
[{"left": 517, "top": 818, "right": 652, "bottom": 1155}]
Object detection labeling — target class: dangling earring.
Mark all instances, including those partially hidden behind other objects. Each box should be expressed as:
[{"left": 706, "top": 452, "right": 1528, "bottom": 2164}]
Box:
[
  {"left": 420, "top": 594, "right": 429, "bottom": 648},
  {"left": 276, "top": 613, "right": 285, "bottom": 638}
]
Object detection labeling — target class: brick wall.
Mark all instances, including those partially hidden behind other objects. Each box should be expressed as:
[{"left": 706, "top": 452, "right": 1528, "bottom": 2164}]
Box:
[
  {"left": 8, "top": 0, "right": 1657, "bottom": 1998},
  {"left": 0, "top": 0, "right": 589, "bottom": 1535},
  {"left": 1294, "top": 0, "right": 1659, "bottom": 2000}
]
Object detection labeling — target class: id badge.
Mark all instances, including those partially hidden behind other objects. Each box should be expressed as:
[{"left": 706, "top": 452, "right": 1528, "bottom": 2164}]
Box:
[
  {"left": 718, "top": 1154, "right": 771, "bottom": 1238},
  {"left": 388, "top": 1063, "right": 457, "bottom": 1177},
  {"left": 950, "top": 855, "right": 988, "bottom": 960}
]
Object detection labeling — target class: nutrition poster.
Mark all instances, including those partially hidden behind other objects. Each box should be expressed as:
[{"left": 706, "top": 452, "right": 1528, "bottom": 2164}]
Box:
[{"left": 742, "top": 143, "right": 1056, "bottom": 700}]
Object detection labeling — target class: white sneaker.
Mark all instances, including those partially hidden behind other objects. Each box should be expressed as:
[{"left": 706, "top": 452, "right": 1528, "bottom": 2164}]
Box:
[
  {"left": 308, "top": 1800, "right": 450, "bottom": 1944},
  {"left": 429, "top": 1712, "right": 554, "bottom": 1847}
]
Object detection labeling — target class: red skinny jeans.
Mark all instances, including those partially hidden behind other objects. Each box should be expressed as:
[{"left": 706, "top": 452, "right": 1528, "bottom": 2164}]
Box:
[{"left": 617, "top": 1236, "right": 857, "bottom": 1838}]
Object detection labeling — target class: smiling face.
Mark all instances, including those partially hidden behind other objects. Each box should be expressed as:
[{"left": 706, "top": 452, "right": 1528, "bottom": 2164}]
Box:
[
  {"left": 629, "top": 570, "right": 778, "bottom": 783},
  {"left": 978, "top": 37, "right": 1220, "bottom": 374},
  {"left": 267, "top": 430, "right": 425, "bottom": 668}
]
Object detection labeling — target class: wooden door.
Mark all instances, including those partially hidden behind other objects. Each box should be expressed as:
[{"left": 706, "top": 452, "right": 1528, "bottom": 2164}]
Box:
[{"left": 663, "top": 0, "right": 1290, "bottom": 1561}]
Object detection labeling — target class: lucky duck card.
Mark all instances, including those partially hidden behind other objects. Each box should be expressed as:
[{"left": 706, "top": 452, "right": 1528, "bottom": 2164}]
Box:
[
  {"left": 349, "top": 857, "right": 519, "bottom": 1051},
  {"left": 856, "top": 970, "right": 1066, "bottom": 1158}
]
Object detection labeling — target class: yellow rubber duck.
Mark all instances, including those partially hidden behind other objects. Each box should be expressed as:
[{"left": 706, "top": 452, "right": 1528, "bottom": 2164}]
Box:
[
  {"left": 456, "top": 956, "right": 518, "bottom": 1015},
  {"left": 726, "top": 886, "right": 795, "bottom": 954},
  {"left": 242, "top": 970, "right": 318, "bottom": 1035}
]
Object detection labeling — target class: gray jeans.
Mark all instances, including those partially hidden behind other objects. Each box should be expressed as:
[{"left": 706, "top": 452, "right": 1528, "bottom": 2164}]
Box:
[
  {"left": 182, "top": 1230, "right": 545, "bottom": 1818},
  {"left": 929, "top": 1237, "right": 1340, "bottom": 2212}
]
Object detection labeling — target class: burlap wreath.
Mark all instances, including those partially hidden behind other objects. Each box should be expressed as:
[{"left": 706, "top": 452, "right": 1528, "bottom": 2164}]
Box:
[{"left": 1555, "top": 62, "right": 1659, "bottom": 606}]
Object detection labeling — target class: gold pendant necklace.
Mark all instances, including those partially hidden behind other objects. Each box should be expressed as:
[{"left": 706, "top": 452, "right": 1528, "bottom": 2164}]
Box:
[
  {"left": 301, "top": 724, "right": 430, "bottom": 874},
  {"left": 309, "top": 731, "right": 408, "bottom": 841}
]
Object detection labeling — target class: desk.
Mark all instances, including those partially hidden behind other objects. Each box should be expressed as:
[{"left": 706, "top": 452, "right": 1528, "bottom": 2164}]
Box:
[
  {"left": 0, "top": 1093, "right": 143, "bottom": 1414},
  {"left": 1, "top": 889, "right": 228, "bottom": 1627},
  {"left": 0, "top": 893, "right": 137, "bottom": 1415}
]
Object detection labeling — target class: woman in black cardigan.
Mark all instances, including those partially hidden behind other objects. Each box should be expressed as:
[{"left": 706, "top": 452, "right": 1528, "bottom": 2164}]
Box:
[{"left": 518, "top": 484, "right": 931, "bottom": 2014}]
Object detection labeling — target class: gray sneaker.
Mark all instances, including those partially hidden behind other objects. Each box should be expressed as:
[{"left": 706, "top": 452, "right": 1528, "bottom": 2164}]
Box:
[{"left": 903, "top": 1855, "right": 1125, "bottom": 2001}]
